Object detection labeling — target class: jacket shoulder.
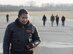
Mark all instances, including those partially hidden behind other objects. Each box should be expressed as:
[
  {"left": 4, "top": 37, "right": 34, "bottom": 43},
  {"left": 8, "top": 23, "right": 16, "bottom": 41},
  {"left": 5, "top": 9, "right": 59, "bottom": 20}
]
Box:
[
  {"left": 7, "top": 22, "right": 15, "bottom": 29},
  {"left": 29, "top": 23, "right": 36, "bottom": 29}
]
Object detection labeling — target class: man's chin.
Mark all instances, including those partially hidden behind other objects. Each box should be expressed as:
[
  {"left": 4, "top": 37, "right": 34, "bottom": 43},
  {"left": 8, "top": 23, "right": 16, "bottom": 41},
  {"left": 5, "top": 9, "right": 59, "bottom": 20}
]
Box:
[
  {"left": 21, "top": 21, "right": 28, "bottom": 25},
  {"left": 22, "top": 22, "right": 27, "bottom": 25}
]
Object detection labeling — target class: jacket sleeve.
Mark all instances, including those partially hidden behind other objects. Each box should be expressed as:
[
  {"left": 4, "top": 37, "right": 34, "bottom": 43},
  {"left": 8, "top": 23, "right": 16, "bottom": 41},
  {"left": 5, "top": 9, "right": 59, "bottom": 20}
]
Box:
[
  {"left": 32, "top": 28, "right": 41, "bottom": 47},
  {"left": 3, "top": 25, "right": 11, "bottom": 54}
]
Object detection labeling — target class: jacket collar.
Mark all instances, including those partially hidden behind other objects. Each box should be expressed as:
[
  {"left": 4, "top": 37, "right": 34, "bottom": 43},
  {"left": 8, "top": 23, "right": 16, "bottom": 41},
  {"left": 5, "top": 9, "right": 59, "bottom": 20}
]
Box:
[{"left": 15, "top": 18, "right": 30, "bottom": 28}]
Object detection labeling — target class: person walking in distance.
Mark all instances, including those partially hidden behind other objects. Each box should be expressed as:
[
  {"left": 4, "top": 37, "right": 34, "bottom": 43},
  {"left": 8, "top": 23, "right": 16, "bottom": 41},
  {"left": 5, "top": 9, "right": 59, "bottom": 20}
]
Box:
[
  {"left": 55, "top": 15, "right": 59, "bottom": 27},
  {"left": 42, "top": 14, "right": 47, "bottom": 26},
  {"left": 61, "top": 15, "right": 66, "bottom": 26},
  {"left": 50, "top": 14, "right": 55, "bottom": 27},
  {"left": 6, "top": 14, "right": 9, "bottom": 23}
]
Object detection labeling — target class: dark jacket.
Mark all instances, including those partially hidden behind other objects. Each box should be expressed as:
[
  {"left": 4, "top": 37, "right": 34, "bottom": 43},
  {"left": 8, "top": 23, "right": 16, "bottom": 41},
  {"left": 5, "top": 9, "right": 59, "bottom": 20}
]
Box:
[
  {"left": 3, "top": 18, "right": 41, "bottom": 54},
  {"left": 42, "top": 15, "right": 47, "bottom": 21},
  {"left": 50, "top": 15, "right": 55, "bottom": 22},
  {"left": 61, "top": 16, "right": 65, "bottom": 22},
  {"left": 56, "top": 16, "right": 59, "bottom": 22}
]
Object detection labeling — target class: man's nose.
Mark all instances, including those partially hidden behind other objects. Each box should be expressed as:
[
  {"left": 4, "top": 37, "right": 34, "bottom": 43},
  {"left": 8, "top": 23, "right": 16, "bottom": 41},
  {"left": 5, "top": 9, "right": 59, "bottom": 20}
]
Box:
[{"left": 23, "top": 18, "right": 27, "bottom": 21}]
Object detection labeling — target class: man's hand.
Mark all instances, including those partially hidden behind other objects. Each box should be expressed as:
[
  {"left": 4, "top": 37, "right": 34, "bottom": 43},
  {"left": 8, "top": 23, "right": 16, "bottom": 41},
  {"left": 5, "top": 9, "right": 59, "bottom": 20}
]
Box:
[{"left": 26, "top": 43, "right": 33, "bottom": 50}]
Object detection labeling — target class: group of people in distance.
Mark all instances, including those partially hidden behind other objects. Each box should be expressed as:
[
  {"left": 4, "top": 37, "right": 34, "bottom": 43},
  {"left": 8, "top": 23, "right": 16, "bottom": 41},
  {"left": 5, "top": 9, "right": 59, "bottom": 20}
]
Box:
[
  {"left": 6, "top": 13, "right": 65, "bottom": 27},
  {"left": 42, "top": 14, "right": 66, "bottom": 27}
]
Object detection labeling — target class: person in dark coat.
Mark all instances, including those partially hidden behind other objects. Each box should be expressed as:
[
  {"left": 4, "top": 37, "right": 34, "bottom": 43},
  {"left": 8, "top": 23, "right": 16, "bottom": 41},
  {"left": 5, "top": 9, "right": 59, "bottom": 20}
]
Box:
[
  {"left": 50, "top": 14, "right": 55, "bottom": 27},
  {"left": 3, "top": 9, "right": 41, "bottom": 54},
  {"left": 42, "top": 14, "right": 47, "bottom": 26},
  {"left": 61, "top": 16, "right": 66, "bottom": 26},
  {"left": 6, "top": 14, "right": 9, "bottom": 22},
  {"left": 55, "top": 15, "right": 59, "bottom": 27}
]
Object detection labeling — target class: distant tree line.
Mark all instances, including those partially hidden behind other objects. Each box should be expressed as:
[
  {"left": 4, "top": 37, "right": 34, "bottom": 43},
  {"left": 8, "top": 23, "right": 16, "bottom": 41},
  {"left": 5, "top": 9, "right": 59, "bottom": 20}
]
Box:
[{"left": 0, "top": 4, "right": 73, "bottom": 12}]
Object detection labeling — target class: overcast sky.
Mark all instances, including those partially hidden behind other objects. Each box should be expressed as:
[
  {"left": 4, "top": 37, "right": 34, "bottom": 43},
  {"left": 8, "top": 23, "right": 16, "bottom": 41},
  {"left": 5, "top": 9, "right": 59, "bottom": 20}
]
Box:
[{"left": 0, "top": 0, "right": 73, "bottom": 6}]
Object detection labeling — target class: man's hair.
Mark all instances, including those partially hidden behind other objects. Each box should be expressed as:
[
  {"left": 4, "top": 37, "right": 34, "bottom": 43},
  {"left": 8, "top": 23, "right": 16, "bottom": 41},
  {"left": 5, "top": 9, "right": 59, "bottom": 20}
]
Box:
[{"left": 18, "top": 9, "right": 28, "bottom": 17}]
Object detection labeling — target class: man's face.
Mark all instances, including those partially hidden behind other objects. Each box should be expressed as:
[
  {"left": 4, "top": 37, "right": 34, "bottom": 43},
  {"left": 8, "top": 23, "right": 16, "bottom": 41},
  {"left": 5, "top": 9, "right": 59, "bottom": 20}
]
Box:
[{"left": 18, "top": 13, "right": 28, "bottom": 25}]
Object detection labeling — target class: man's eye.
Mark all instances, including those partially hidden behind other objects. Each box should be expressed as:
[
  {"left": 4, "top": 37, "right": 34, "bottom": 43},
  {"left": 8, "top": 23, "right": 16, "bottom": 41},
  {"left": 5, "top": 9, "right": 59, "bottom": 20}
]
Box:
[
  {"left": 22, "top": 17, "right": 25, "bottom": 18},
  {"left": 22, "top": 17, "right": 28, "bottom": 19},
  {"left": 22, "top": 17, "right": 25, "bottom": 19}
]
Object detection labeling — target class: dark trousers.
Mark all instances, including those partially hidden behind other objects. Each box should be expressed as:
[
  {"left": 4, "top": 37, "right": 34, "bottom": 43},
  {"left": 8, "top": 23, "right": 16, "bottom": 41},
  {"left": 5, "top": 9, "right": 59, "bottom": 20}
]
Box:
[
  {"left": 43, "top": 21, "right": 46, "bottom": 26},
  {"left": 51, "top": 21, "right": 54, "bottom": 27},
  {"left": 62, "top": 21, "right": 65, "bottom": 26},
  {"left": 56, "top": 21, "right": 59, "bottom": 26},
  {"left": 10, "top": 50, "right": 33, "bottom": 54}
]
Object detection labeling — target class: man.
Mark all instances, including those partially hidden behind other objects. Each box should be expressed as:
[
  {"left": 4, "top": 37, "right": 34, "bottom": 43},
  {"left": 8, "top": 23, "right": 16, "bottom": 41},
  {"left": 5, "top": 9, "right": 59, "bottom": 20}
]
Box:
[
  {"left": 3, "top": 9, "right": 41, "bottom": 54},
  {"left": 50, "top": 14, "right": 55, "bottom": 27},
  {"left": 61, "top": 16, "right": 66, "bottom": 26},
  {"left": 42, "top": 14, "right": 47, "bottom": 26},
  {"left": 55, "top": 15, "right": 59, "bottom": 27},
  {"left": 6, "top": 14, "right": 9, "bottom": 22}
]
